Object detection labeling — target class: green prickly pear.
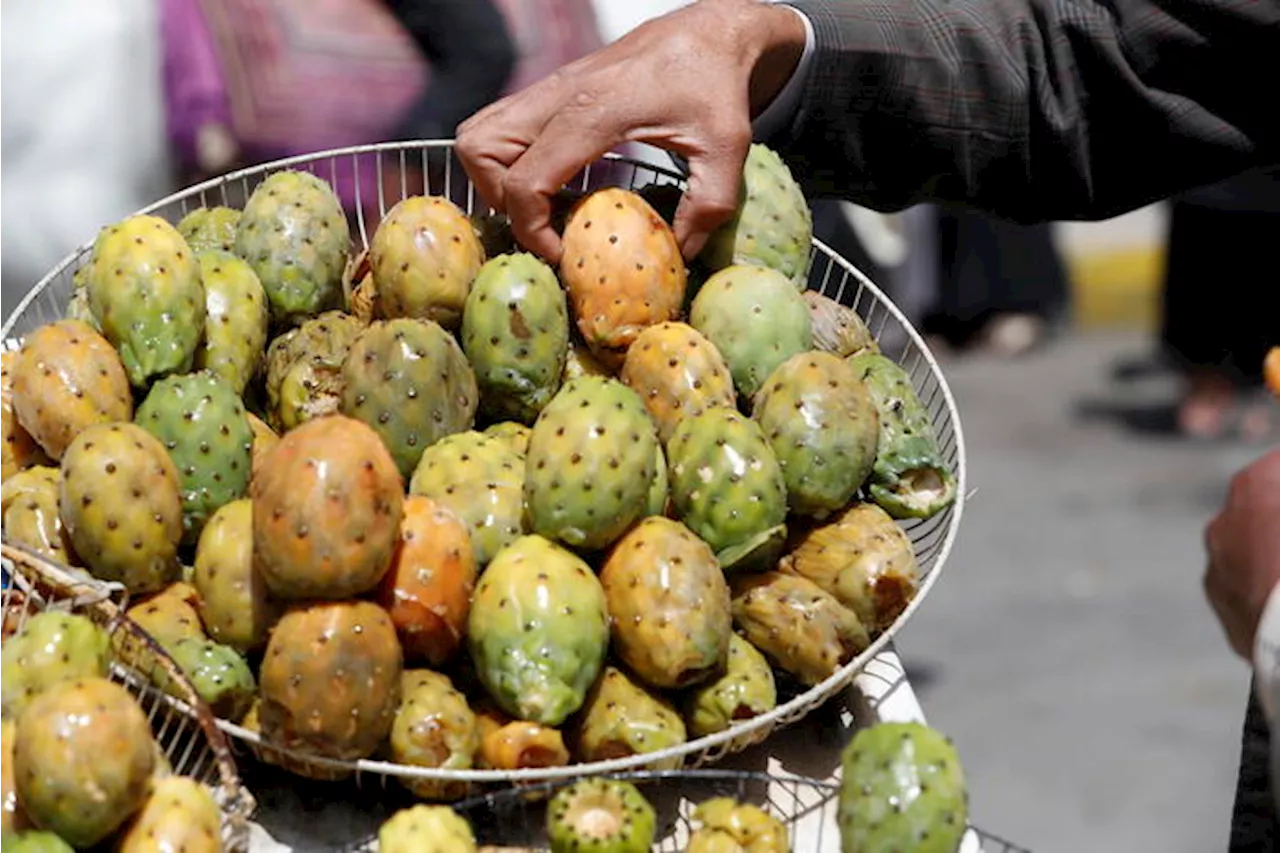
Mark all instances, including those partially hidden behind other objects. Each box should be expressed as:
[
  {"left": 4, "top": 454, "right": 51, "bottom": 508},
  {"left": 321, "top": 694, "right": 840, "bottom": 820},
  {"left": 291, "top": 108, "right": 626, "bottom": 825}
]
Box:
[
  {"left": 195, "top": 250, "right": 269, "bottom": 395},
  {"left": 64, "top": 284, "right": 99, "bottom": 331},
  {"left": 686, "top": 798, "right": 790, "bottom": 853},
  {"left": 666, "top": 408, "right": 788, "bottom": 571},
  {"left": 838, "top": 721, "right": 968, "bottom": 853},
  {"left": 85, "top": 214, "right": 206, "bottom": 388},
  {"left": 2, "top": 719, "right": 30, "bottom": 833},
  {"left": 9, "top": 320, "right": 132, "bottom": 460},
  {"left": 235, "top": 170, "right": 350, "bottom": 324},
  {"left": 408, "top": 430, "right": 524, "bottom": 566},
  {"left": 264, "top": 310, "right": 364, "bottom": 432},
  {"left": 573, "top": 665, "right": 687, "bottom": 769},
  {"left": 378, "top": 805, "right": 477, "bottom": 853},
  {"left": 259, "top": 600, "right": 403, "bottom": 761},
  {"left": 599, "top": 517, "right": 731, "bottom": 689},
  {"left": 369, "top": 195, "right": 485, "bottom": 330},
  {"left": 12, "top": 677, "right": 156, "bottom": 848},
  {"left": 467, "top": 535, "right": 608, "bottom": 726},
  {"left": 805, "top": 291, "right": 879, "bottom": 358},
  {"left": 135, "top": 371, "right": 253, "bottom": 544},
  {"left": 619, "top": 322, "right": 736, "bottom": 445},
  {"left": 0, "top": 613, "right": 109, "bottom": 721},
  {"left": 752, "top": 351, "right": 879, "bottom": 518},
  {"left": 847, "top": 353, "right": 959, "bottom": 520},
  {"left": 160, "top": 637, "right": 256, "bottom": 721},
  {"left": 700, "top": 144, "right": 813, "bottom": 288},
  {"left": 1, "top": 831, "right": 74, "bottom": 853},
  {"left": 461, "top": 252, "right": 569, "bottom": 423},
  {"left": 193, "top": 499, "right": 279, "bottom": 654},
  {"left": 730, "top": 572, "right": 869, "bottom": 686},
  {"left": 389, "top": 670, "right": 479, "bottom": 801},
  {"left": 689, "top": 265, "right": 814, "bottom": 399},
  {"left": 177, "top": 205, "right": 241, "bottom": 254},
  {"left": 646, "top": 441, "right": 669, "bottom": 517},
  {"left": 59, "top": 423, "right": 184, "bottom": 595},
  {"left": 125, "top": 582, "right": 206, "bottom": 646},
  {"left": 340, "top": 317, "right": 478, "bottom": 479},
  {"left": 562, "top": 339, "right": 611, "bottom": 381},
  {"left": 523, "top": 376, "right": 659, "bottom": 552},
  {"left": 252, "top": 415, "right": 404, "bottom": 600},
  {"left": 482, "top": 421, "right": 532, "bottom": 458},
  {"left": 115, "top": 776, "right": 222, "bottom": 853},
  {"left": 684, "top": 633, "right": 778, "bottom": 741},
  {"left": 0, "top": 467, "right": 78, "bottom": 567},
  {"left": 545, "top": 778, "right": 656, "bottom": 853}
]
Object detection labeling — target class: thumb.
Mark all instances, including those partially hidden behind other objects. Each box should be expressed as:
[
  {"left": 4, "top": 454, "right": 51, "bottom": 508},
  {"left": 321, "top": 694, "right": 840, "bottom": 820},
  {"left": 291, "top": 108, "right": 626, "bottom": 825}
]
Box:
[{"left": 671, "top": 139, "right": 749, "bottom": 259}]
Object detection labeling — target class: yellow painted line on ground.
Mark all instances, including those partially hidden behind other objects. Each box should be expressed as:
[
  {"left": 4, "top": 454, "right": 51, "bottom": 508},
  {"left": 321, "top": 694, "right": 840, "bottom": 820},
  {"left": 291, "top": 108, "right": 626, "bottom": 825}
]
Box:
[{"left": 1066, "top": 246, "right": 1166, "bottom": 331}]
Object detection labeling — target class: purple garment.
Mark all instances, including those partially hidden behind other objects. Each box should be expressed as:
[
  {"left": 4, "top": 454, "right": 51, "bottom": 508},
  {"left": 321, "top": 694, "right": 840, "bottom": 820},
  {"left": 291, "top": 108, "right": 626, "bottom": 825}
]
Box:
[{"left": 159, "top": 0, "right": 234, "bottom": 176}]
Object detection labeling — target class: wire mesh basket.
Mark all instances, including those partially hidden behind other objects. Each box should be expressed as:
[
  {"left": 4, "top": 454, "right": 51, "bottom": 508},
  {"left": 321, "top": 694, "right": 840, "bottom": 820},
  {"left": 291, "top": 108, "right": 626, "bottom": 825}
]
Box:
[
  {"left": 1, "top": 542, "right": 256, "bottom": 852},
  {"left": 348, "top": 770, "right": 1028, "bottom": 853},
  {"left": 0, "top": 140, "right": 967, "bottom": 787}
]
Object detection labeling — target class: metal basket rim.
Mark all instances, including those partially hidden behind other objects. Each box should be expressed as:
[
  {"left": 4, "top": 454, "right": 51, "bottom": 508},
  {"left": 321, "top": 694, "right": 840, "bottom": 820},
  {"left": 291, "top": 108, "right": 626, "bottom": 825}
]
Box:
[{"left": 0, "top": 139, "right": 968, "bottom": 784}]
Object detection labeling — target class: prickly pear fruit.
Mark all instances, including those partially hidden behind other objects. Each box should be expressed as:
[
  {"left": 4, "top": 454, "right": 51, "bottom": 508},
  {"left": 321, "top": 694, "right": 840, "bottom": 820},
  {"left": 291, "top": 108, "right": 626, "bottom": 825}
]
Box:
[
  {"left": 686, "top": 798, "right": 790, "bottom": 853},
  {"left": 646, "top": 442, "right": 669, "bottom": 517},
  {"left": 246, "top": 412, "right": 278, "bottom": 481},
  {"left": 684, "top": 633, "right": 778, "bottom": 739},
  {"left": 389, "top": 670, "right": 479, "bottom": 801},
  {"left": 461, "top": 252, "right": 569, "bottom": 423},
  {"left": 264, "top": 310, "right": 364, "bottom": 432},
  {"left": 474, "top": 703, "right": 570, "bottom": 771},
  {"left": 369, "top": 195, "right": 484, "bottom": 330},
  {"left": 85, "top": 214, "right": 206, "bottom": 387},
  {"left": 13, "top": 677, "right": 156, "bottom": 847},
  {"left": 600, "top": 517, "right": 731, "bottom": 689},
  {"left": 780, "top": 502, "right": 918, "bottom": 634},
  {"left": 523, "top": 376, "right": 659, "bottom": 551},
  {"left": 730, "top": 572, "right": 869, "bottom": 686},
  {"left": 546, "top": 778, "right": 656, "bottom": 853},
  {"left": 177, "top": 205, "right": 241, "bottom": 254},
  {"left": 126, "top": 582, "right": 206, "bottom": 646},
  {"left": 59, "top": 423, "right": 184, "bottom": 595},
  {"left": 701, "top": 144, "right": 812, "bottom": 288},
  {"left": 193, "top": 499, "right": 279, "bottom": 653},
  {"left": 1, "top": 467, "right": 77, "bottom": 566},
  {"left": 467, "top": 535, "right": 608, "bottom": 726},
  {"left": 160, "top": 637, "right": 256, "bottom": 720},
  {"left": 135, "top": 371, "right": 253, "bottom": 544},
  {"left": 619, "top": 322, "right": 736, "bottom": 445},
  {"left": 690, "top": 265, "right": 814, "bottom": 399},
  {"left": 376, "top": 497, "right": 476, "bottom": 666},
  {"left": 378, "top": 804, "right": 477, "bottom": 853},
  {"left": 408, "top": 430, "right": 524, "bottom": 566},
  {"left": 1, "top": 612, "right": 109, "bottom": 720},
  {"left": 804, "top": 291, "right": 879, "bottom": 358},
  {"left": 195, "top": 250, "right": 269, "bottom": 394},
  {"left": 483, "top": 421, "right": 532, "bottom": 458},
  {"left": 573, "top": 666, "right": 687, "bottom": 769},
  {"left": 115, "top": 776, "right": 222, "bottom": 853},
  {"left": 562, "top": 339, "right": 612, "bottom": 380},
  {"left": 235, "top": 170, "right": 350, "bottom": 324},
  {"left": 253, "top": 415, "right": 403, "bottom": 600},
  {"left": 259, "top": 600, "right": 403, "bottom": 761},
  {"left": 847, "top": 353, "right": 958, "bottom": 520},
  {"left": 10, "top": 320, "right": 132, "bottom": 460},
  {"left": 666, "top": 408, "right": 788, "bottom": 570},
  {"left": 2, "top": 719, "right": 30, "bottom": 833},
  {"left": 340, "top": 317, "right": 478, "bottom": 478},
  {"left": 839, "top": 721, "right": 968, "bottom": 853},
  {"left": 559, "top": 188, "right": 687, "bottom": 368},
  {"left": 753, "top": 352, "right": 879, "bottom": 518},
  {"left": 1, "top": 352, "right": 49, "bottom": 479},
  {"left": 1, "top": 831, "right": 72, "bottom": 853}
]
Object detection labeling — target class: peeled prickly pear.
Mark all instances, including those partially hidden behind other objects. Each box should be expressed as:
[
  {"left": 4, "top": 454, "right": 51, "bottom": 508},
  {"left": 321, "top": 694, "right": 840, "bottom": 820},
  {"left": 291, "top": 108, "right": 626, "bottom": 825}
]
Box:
[
  {"left": 689, "top": 265, "right": 814, "bottom": 399},
  {"left": 125, "top": 581, "right": 206, "bottom": 647},
  {"left": 376, "top": 497, "right": 477, "bottom": 666},
  {"left": 559, "top": 188, "right": 687, "bottom": 368},
  {"left": 545, "top": 778, "right": 656, "bottom": 853},
  {"left": 259, "top": 600, "right": 403, "bottom": 761},
  {"left": 730, "top": 572, "right": 869, "bottom": 686},
  {"left": 474, "top": 703, "right": 570, "bottom": 771},
  {"left": 177, "top": 205, "right": 241, "bottom": 254},
  {"left": 235, "top": 170, "right": 350, "bottom": 324},
  {"left": 1, "top": 612, "right": 109, "bottom": 721},
  {"left": 253, "top": 415, "right": 403, "bottom": 600},
  {"left": 340, "top": 317, "right": 478, "bottom": 479},
  {"left": 195, "top": 250, "right": 269, "bottom": 395},
  {"left": 467, "top": 535, "right": 608, "bottom": 726},
  {"left": 264, "top": 310, "right": 364, "bottom": 432},
  {"left": 838, "top": 721, "right": 968, "bottom": 853},
  {"left": 369, "top": 195, "right": 485, "bottom": 330},
  {"left": 9, "top": 320, "right": 132, "bottom": 460},
  {"left": 619, "top": 321, "right": 736, "bottom": 445},
  {"left": 59, "top": 423, "right": 184, "bottom": 595},
  {"left": 600, "top": 517, "right": 731, "bottom": 689},
  {"left": 1, "top": 466, "right": 77, "bottom": 566},
  {"left": 389, "top": 670, "right": 479, "bottom": 801},
  {"left": 686, "top": 798, "right": 790, "bottom": 853},
  {"left": 115, "top": 776, "right": 222, "bottom": 853},
  {"left": 573, "top": 666, "right": 687, "bottom": 769},
  {"left": 162, "top": 637, "right": 256, "bottom": 721},
  {"left": 684, "top": 634, "right": 778, "bottom": 739},
  {"left": 378, "top": 804, "right": 477, "bottom": 853},
  {"left": 13, "top": 677, "right": 156, "bottom": 848},
  {"left": 847, "top": 353, "right": 958, "bottom": 520},
  {"left": 805, "top": 291, "right": 879, "bottom": 358},
  {"left": 752, "top": 351, "right": 879, "bottom": 518},
  {"left": 461, "top": 252, "right": 569, "bottom": 423},
  {"left": 523, "top": 376, "right": 659, "bottom": 552},
  {"left": 193, "top": 499, "right": 279, "bottom": 653}
]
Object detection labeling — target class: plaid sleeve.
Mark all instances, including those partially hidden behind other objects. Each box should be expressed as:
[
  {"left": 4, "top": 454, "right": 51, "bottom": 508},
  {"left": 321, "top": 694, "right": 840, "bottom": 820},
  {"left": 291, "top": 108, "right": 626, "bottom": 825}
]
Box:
[{"left": 781, "top": 0, "right": 1280, "bottom": 222}]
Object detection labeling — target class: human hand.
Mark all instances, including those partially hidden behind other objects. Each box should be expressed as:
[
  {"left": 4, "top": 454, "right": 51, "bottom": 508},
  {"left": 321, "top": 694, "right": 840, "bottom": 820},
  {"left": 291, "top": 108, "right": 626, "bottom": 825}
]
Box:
[
  {"left": 455, "top": 0, "right": 806, "bottom": 263},
  {"left": 1204, "top": 448, "right": 1280, "bottom": 659}
]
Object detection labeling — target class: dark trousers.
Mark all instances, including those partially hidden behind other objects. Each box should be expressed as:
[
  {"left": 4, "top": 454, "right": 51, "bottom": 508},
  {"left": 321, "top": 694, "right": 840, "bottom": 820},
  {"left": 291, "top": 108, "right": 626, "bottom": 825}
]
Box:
[{"left": 1230, "top": 679, "right": 1279, "bottom": 851}]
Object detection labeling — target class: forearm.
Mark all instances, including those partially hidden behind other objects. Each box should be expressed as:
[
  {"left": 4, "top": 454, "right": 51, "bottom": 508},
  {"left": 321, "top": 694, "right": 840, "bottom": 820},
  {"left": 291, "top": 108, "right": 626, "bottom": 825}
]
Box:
[{"left": 777, "top": 0, "right": 1280, "bottom": 222}]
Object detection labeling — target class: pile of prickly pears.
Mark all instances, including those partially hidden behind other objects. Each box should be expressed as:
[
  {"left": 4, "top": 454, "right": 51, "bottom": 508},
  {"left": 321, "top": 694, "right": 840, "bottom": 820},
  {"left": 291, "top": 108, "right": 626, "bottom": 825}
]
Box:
[
  {"left": 1, "top": 144, "right": 960, "bottom": 796},
  {"left": 0, "top": 612, "right": 227, "bottom": 852}
]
